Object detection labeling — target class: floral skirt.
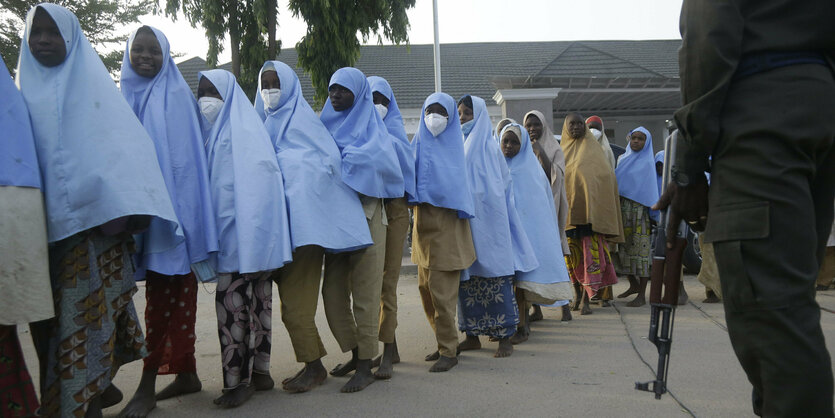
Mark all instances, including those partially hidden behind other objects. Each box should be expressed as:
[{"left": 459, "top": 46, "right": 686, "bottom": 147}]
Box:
[
  {"left": 0, "top": 326, "right": 40, "bottom": 417},
  {"left": 614, "top": 197, "right": 652, "bottom": 277},
  {"left": 457, "top": 276, "right": 519, "bottom": 338}
]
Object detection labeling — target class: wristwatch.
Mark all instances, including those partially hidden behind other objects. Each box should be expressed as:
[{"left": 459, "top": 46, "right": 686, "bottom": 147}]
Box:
[{"left": 672, "top": 167, "right": 691, "bottom": 187}]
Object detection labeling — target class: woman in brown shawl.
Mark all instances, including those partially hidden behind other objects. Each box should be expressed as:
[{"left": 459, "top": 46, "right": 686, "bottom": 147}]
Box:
[{"left": 561, "top": 112, "right": 624, "bottom": 315}]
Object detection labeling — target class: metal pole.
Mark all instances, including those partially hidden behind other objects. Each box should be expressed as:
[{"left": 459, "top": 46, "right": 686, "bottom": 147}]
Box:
[{"left": 432, "top": 0, "right": 441, "bottom": 92}]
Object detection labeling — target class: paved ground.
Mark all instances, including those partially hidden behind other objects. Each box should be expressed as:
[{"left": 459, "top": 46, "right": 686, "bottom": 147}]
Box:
[{"left": 17, "top": 269, "right": 835, "bottom": 417}]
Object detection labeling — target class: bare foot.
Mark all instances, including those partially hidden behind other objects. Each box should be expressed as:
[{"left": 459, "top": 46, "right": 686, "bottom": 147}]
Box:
[
  {"left": 561, "top": 305, "right": 572, "bottom": 321},
  {"left": 529, "top": 305, "right": 543, "bottom": 322},
  {"left": 617, "top": 288, "right": 639, "bottom": 298},
  {"left": 458, "top": 335, "right": 481, "bottom": 351},
  {"left": 120, "top": 371, "right": 159, "bottom": 418},
  {"left": 429, "top": 356, "right": 458, "bottom": 372},
  {"left": 580, "top": 303, "right": 593, "bottom": 315},
  {"left": 571, "top": 299, "right": 581, "bottom": 311},
  {"left": 425, "top": 351, "right": 440, "bottom": 361},
  {"left": 213, "top": 385, "right": 254, "bottom": 408},
  {"left": 374, "top": 342, "right": 400, "bottom": 380},
  {"left": 283, "top": 360, "right": 327, "bottom": 393},
  {"left": 494, "top": 338, "right": 513, "bottom": 358},
  {"left": 156, "top": 373, "right": 202, "bottom": 400},
  {"left": 85, "top": 395, "right": 103, "bottom": 418},
  {"left": 281, "top": 368, "right": 304, "bottom": 386},
  {"left": 330, "top": 358, "right": 357, "bottom": 377},
  {"left": 600, "top": 300, "right": 612, "bottom": 307},
  {"left": 509, "top": 327, "right": 528, "bottom": 345},
  {"left": 626, "top": 294, "right": 646, "bottom": 307},
  {"left": 101, "top": 384, "right": 123, "bottom": 409},
  {"left": 678, "top": 284, "right": 689, "bottom": 305},
  {"left": 341, "top": 360, "right": 375, "bottom": 393},
  {"left": 702, "top": 292, "right": 720, "bottom": 303},
  {"left": 252, "top": 373, "right": 274, "bottom": 391}
]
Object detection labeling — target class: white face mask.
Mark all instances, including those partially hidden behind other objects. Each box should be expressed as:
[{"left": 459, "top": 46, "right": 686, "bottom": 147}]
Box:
[
  {"left": 198, "top": 96, "right": 223, "bottom": 124},
  {"left": 590, "top": 128, "right": 602, "bottom": 140},
  {"left": 375, "top": 103, "right": 388, "bottom": 119},
  {"left": 424, "top": 113, "right": 448, "bottom": 137},
  {"left": 261, "top": 88, "right": 281, "bottom": 110}
]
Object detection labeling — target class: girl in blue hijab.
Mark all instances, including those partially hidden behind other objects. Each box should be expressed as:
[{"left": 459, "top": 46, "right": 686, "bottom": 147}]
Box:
[
  {"left": 411, "top": 92, "right": 476, "bottom": 373},
  {"left": 613, "top": 126, "right": 659, "bottom": 307},
  {"left": 368, "top": 75, "right": 415, "bottom": 378},
  {"left": 458, "top": 95, "right": 538, "bottom": 358},
  {"left": 0, "top": 52, "right": 53, "bottom": 418},
  {"left": 119, "top": 25, "right": 218, "bottom": 415},
  {"left": 254, "top": 60, "right": 373, "bottom": 393},
  {"left": 17, "top": 4, "right": 181, "bottom": 416},
  {"left": 317, "top": 67, "right": 400, "bottom": 393},
  {"left": 197, "top": 69, "right": 292, "bottom": 407},
  {"left": 500, "top": 123, "right": 574, "bottom": 343}
]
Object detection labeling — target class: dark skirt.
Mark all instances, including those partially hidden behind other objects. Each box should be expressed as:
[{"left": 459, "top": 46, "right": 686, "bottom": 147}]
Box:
[{"left": 458, "top": 276, "right": 519, "bottom": 338}]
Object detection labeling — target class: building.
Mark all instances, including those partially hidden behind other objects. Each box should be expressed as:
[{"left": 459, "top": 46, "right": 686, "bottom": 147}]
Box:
[{"left": 176, "top": 40, "right": 681, "bottom": 150}]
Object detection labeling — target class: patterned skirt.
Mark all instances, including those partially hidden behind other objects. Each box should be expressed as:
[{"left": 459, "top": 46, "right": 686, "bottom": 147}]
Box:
[
  {"left": 0, "top": 326, "right": 40, "bottom": 417},
  {"left": 143, "top": 271, "right": 198, "bottom": 375},
  {"left": 566, "top": 233, "right": 618, "bottom": 298},
  {"left": 614, "top": 197, "right": 652, "bottom": 277},
  {"left": 34, "top": 230, "right": 147, "bottom": 418},
  {"left": 457, "top": 276, "right": 519, "bottom": 338}
]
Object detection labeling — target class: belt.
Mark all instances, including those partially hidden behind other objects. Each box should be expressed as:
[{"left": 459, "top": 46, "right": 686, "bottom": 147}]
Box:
[{"left": 734, "top": 51, "right": 827, "bottom": 81}]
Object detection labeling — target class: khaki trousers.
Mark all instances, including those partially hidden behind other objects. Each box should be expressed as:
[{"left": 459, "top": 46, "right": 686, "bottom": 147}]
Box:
[
  {"left": 418, "top": 267, "right": 460, "bottom": 358},
  {"left": 816, "top": 247, "right": 835, "bottom": 287},
  {"left": 272, "top": 245, "right": 326, "bottom": 363},
  {"left": 379, "top": 197, "right": 410, "bottom": 343},
  {"left": 322, "top": 198, "right": 386, "bottom": 360}
]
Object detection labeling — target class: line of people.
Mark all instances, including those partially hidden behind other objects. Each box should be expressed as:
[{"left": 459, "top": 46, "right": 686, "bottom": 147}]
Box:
[{"left": 0, "top": 4, "right": 673, "bottom": 417}]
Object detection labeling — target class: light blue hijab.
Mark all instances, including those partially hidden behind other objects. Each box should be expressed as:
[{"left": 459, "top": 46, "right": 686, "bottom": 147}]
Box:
[
  {"left": 410, "top": 92, "right": 475, "bottom": 218},
  {"left": 121, "top": 26, "right": 217, "bottom": 276},
  {"left": 320, "top": 67, "right": 404, "bottom": 198},
  {"left": 199, "top": 69, "right": 292, "bottom": 273},
  {"left": 502, "top": 123, "right": 571, "bottom": 288},
  {"left": 615, "top": 126, "right": 660, "bottom": 209},
  {"left": 17, "top": 3, "right": 180, "bottom": 247},
  {"left": 462, "top": 96, "right": 538, "bottom": 281},
  {"left": 255, "top": 61, "right": 371, "bottom": 252},
  {"left": 0, "top": 54, "right": 40, "bottom": 189},
  {"left": 654, "top": 150, "right": 665, "bottom": 195},
  {"left": 368, "top": 75, "right": 416, "bottom": 200}
]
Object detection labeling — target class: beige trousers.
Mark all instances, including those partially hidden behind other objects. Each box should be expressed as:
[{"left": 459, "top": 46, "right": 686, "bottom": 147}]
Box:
[
  {"left": 272, "top": 245, "right": 327, "bottom": 363},
  {"left": 418, "top": 267, "right": 460, "bottom": 358},
  {"left": 322, "top": 198, "right": 386, "bottom": 360},
  {"left": 379, "top": 197, "right": 410, "bottom": 343}
]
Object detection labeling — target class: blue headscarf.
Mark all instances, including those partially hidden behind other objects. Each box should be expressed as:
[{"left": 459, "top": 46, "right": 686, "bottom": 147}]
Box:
[
  {"left": 319, "top": 67, "right": 404, "bottom": 198},
  {"left": 368, "top": 75, "right": 416, "bottom": 200},
  {"left": 0, "top": 54, "right": 40, "bottom": 189},
  {"left": 17, "top": 3, "right": 180, "bottom": 246},
  {"left": 462, "top": 96, "right": 538, "bottom": 281},
  {"left": 502, "top": 123, "right": 572, "bottom": 289},
  {"left": 654, "top": 150, "right": 665, "bottom": 195},
  {"left": 121, "top": 26, "right": 217, "bottom": 276},
  {"left": 198, "top": 69, "right": 292, "bottom": 273},
  {"left": 410, "top": 92, "right": 475, "bottom": 218},
  {"left": 255, "top": 61, "right": 371, "bottom": 252},
  {"left": 615, "top": 126, "right": 660, "bottom": 211}
]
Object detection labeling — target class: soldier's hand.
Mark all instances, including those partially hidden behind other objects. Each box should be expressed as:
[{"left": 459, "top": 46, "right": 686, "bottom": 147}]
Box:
[{"left": 652, "top": 173, "right": 709, "bottom": 248}]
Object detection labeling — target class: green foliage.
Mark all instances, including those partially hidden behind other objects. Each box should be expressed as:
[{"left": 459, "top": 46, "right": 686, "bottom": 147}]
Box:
[
  {"left": 0, "top": 0, "right": 153, "bottom": 75},
  {"left": 289, "top": 0, "right": 415, "bottom": 106}
]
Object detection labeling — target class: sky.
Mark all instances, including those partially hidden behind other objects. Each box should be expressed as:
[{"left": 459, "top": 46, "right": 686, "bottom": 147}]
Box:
[{"left": 136, "top": 0, "right": 684, "bottom": 65}]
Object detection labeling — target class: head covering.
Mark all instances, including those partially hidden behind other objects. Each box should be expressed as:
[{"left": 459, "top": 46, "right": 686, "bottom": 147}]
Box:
[
  {"left": 615, "top": 126, "right": 660, "bottom": 208},
  {"left": 199, "top": 69, "right": 292, "bottom": 273},
  {"left": 561, "top": 116, "right": 624, "bottom": 241},
  {"left": 654, "top": 150, "right": 665, "bottom": 195},
  {"left": 586, "top": 115, "right": 617, "bottom": 168},
  {"left": 410, "top": 92, "right": 475, "bottom": 218},
  {"left": 0, "top": 54, "right": 40, "bottom": 189},
  {"left": 495, "top": 117, "right": 516, "bottom": 140},
  {"left": 523, "top": 110, "right": 564, "bottom": 172},
  {"left": 16, "top": 3, "right": 180, "bottom": 246},
  {"left": 121, "top": 26, "right": 217, "bottom": 275},
  {"left": 319, "top": 67, "right": 404, "bottom": 198},
  {"left": 368, "top": 75, "right": 416, "bottom": 200},
  {"left": 255, "top": 61, "right": 371, "bottom": 252},
  {"left": 462, "top": 96, "right": 537, "bottom": 280},
  {"left": 501, "top": 123, "right": 572, "bottom": 299}
]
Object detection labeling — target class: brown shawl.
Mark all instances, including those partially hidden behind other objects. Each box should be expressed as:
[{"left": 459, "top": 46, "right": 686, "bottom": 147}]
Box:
[{"left": 561, "top": 119, "right": 624, "bottom": 242}]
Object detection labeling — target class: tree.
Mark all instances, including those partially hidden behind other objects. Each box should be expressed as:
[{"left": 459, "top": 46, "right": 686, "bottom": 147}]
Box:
[
  {"left": 289, "top": 0, "right": 416, "bottom": 105},
  {"left": 0, "top": 0, "right": 153, "bottom": 75}
]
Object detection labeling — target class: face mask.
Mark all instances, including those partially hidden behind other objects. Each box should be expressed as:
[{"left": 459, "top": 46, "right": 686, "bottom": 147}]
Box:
[
  {"left": 260, "top": 88, "right": 281, "bottom": 110},
  {"left": 198, "top": 97, "right": 223, "bottom": 124},
  {"left": 461, "top": 119, "right": 475, "bottom": 137},
  {"left": 424, "top": 113, "right": 449, "bottom": 137},
  {"left": 590, "top": 128, "right": 602, "bottom": 140},
  {"left": 375, "top": 103, "right": 388, "bottom": 119}
]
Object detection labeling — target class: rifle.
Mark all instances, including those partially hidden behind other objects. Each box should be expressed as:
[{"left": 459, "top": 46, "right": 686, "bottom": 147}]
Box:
[{"left": 635, "top": 130, "right": 688, "bottom": 399}]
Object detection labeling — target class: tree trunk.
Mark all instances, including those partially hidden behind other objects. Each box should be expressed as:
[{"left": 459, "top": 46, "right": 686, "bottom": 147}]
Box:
[
  {"left": 267, "top": 0, "right": 277, "bottom": 59},
  {"left": 229, "top": 0, "right": 241, "bottom": 77}
]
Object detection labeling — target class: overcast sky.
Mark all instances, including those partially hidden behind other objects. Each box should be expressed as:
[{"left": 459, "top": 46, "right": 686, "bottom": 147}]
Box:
[{"left": 136, "top": 0, "right": 684, "bottom": 64}]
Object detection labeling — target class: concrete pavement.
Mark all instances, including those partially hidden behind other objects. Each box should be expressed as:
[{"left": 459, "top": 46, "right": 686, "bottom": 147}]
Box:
[{"left": 16, "top": 272, "right": 835, "bottom": 417}]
